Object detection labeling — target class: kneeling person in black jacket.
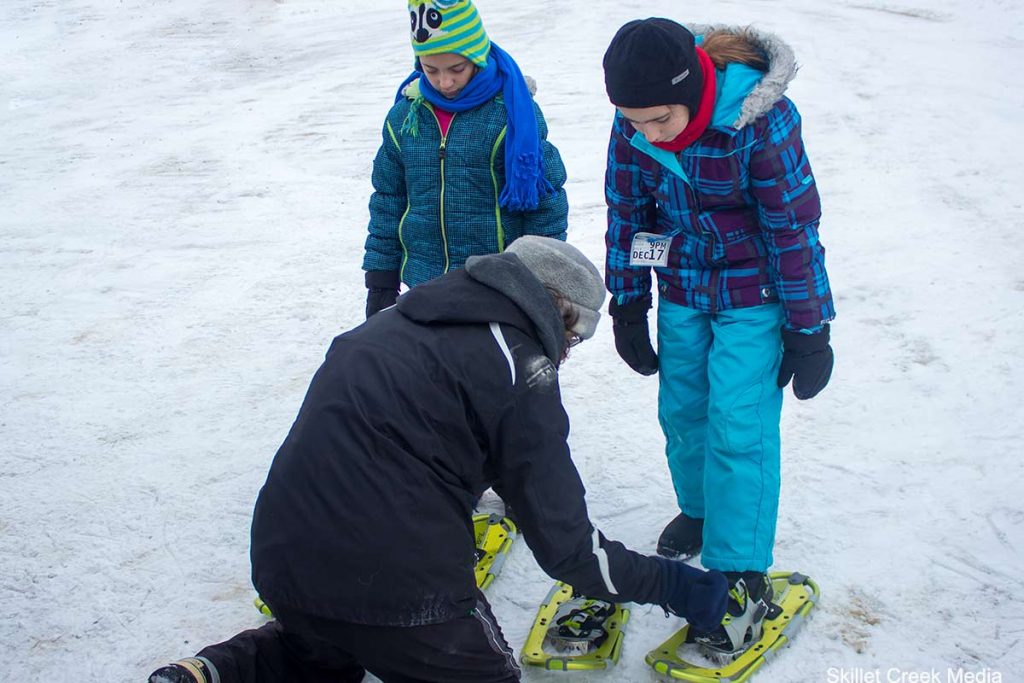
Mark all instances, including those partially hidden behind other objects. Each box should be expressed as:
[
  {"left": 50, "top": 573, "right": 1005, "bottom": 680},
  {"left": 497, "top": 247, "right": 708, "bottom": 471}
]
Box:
[{"left": 149, "top": 236, "right": 728, "bottom": 683}]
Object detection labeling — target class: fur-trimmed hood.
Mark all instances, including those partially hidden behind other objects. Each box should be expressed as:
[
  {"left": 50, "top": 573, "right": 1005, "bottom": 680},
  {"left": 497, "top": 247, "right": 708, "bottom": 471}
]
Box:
[{"left": 690, "top": 24, "right": 798, "bottom": 129}]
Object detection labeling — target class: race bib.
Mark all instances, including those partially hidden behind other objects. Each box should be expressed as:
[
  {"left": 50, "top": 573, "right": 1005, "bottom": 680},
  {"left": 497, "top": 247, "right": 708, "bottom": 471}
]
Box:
[{"left": 629, "top": 232, "right": 671, "bottom": 267}]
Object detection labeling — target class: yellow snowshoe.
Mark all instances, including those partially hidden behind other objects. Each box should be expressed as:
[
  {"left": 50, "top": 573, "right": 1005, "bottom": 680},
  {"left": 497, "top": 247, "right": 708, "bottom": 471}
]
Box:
[
  {"left": 472, "top": 513, "right": 517, "bottom": 590},
  {"left": 646, "top": 571, "right": 819, "bottom": 682},
  {"left": 522, "top": 582, "right": 629, "bottom": 671}
]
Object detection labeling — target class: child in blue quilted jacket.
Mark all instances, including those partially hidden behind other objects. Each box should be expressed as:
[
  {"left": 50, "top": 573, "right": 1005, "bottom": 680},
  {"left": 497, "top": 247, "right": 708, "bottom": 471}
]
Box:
[
  {"left": 602, "top": 19, "right": 836, "bottom": 655},
  {"left": 362, "top": 0, "right": 569, "bottom": 318}
]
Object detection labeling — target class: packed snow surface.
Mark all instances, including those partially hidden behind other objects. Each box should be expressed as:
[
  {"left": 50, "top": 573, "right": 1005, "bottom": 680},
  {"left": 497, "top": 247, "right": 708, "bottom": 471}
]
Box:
[{"left": 2, "top": 1, "right": 1023, "bottom": 681}]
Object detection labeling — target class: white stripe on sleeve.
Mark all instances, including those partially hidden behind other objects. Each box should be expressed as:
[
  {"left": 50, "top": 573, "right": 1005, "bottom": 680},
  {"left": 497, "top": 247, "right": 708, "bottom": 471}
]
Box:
[
  {"left": 489, "top": 322, "right": 516, "bottom": 385},
  {"left": 592, "top": 527, "right": 619, "bottom": 596}
]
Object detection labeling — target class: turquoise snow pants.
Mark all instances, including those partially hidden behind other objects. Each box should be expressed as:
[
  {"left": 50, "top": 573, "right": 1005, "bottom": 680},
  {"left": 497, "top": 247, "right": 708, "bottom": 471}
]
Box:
[{"left": 657, "top": 300, "right": 784, "bottom": 573}]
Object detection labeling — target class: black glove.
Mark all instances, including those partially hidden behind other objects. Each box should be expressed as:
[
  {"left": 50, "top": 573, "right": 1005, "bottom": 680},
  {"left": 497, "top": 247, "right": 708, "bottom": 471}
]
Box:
[
  {"left": 609, "top": 295, "right": 658, "bottom": 375},
  {"left": 777, "top": 324, "right": 834, "bottom": 400},
  {"left": 365, "top": 270, "right": 400, "bottom": 319},
  {"left": 657, "top": 558, "right": 728, "bottom": 631}
]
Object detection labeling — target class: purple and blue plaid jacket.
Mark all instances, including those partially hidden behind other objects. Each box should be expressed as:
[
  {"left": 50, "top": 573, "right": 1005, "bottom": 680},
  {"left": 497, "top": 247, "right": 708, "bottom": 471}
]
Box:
[{"left": 605, "top": 96, "right": 835, "bottom": 332}]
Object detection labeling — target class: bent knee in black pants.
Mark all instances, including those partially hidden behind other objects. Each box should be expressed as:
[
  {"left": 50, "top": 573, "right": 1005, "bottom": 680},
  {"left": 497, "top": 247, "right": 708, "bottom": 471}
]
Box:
[{"left": 198, "top": 596, "right": 519, "bottom": 683}]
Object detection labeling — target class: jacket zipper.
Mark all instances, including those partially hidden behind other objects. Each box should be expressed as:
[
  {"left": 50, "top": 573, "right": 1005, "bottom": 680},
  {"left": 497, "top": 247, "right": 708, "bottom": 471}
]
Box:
[
  {"left": 388, "top": 120, "right": 412, "bottom": 282},
  {"left": 675, "top": 151, "right": 704, "bottom": 215},
  {"left": 397, "top": 202, "right": 412, "bottom": 281},
  {"left": 489, "top": 127, "right": 508, "bottom": 251},
  {"left": 680, "top": 152, "right": 723, "bottom": 311},
  {"left": 675, "top": 151, "right": 718, "bottom": 266},
  {"left": 434, "top": 111, "right": 455, "bottom": 274}
]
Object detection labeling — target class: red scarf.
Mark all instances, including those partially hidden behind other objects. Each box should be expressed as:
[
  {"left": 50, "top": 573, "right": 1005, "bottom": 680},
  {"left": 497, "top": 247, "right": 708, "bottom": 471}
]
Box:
[{"left": 652, "top": 48, "right": 717, "bottom": 152}]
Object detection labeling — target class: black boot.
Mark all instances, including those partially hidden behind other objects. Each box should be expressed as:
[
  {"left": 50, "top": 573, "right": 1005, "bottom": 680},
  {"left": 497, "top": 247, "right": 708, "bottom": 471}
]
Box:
[
  {"left": 656, "top": 513, "right": 704, "bottom": 559},
  {"left": 148, "top": 657, "right": 216, "bottom": 683}
]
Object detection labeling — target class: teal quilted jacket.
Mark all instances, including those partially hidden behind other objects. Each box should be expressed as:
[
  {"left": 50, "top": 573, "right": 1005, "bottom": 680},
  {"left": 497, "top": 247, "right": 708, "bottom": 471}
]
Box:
[{"left": 363, "top": 84, "right": 569, "bottom": 287}]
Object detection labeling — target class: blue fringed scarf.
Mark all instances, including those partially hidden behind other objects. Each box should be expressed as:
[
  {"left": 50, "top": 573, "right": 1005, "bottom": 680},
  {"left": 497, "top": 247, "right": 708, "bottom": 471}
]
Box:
[{"left": 395, "top": 43, "right": 553, "bottom": 211}]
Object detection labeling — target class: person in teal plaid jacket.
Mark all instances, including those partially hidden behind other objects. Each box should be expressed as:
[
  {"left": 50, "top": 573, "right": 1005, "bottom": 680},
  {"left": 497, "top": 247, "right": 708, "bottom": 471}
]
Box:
[
  {"left": 362, "top": 0, "right": 568, "bottom": 318},
  {"left": 602, "top": 19, "right": 836, "bottom": 656}
]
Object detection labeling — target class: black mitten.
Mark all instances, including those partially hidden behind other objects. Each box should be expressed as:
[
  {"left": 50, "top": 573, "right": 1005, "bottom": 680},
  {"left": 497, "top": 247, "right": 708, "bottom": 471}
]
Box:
[
  {"left": 777, "top": 325, "right": 834, "bottom": 400},
  {"left": 609, "top": 295, "right": 658, "bottom": 376},
  {"left": 365, "top": 270, "right": 400, "bottom": 319},
  {"left": 657, "top": 558, "right": 728, "bottom": 631}
]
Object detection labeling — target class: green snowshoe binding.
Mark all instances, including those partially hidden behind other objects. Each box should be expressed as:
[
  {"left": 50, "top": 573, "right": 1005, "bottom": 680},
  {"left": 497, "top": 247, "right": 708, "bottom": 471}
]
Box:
[
  {"left": 546, "top": 594, "right": 616, "bottom": 655},
  {"left": 522, "top": 582, "right": 629, "bottom": 671},
  {"left": 646, "top": 571, "right": 818, "bottom": 682}
]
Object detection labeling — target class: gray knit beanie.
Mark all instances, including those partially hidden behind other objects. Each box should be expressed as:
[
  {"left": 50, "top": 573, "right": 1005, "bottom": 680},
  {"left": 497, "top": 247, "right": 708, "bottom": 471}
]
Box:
[{"left": 504, "top": 236, "right": 605, "bottom": 339}]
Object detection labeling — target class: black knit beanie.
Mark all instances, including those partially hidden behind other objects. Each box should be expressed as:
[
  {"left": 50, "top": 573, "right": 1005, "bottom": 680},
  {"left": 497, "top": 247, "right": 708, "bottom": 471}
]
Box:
[{"left": 603, "top": 18, "right": 704, "bottom": 112}]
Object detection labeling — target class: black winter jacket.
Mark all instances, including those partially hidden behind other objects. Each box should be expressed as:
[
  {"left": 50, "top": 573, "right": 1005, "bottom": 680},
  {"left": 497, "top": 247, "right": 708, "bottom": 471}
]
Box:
[{"left": 251, "top": 257, "right": 666, "bottom": 626}]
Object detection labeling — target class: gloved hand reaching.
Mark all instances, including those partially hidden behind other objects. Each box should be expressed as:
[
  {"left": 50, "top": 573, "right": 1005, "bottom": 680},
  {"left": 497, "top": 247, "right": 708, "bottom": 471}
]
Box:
[
  {"left": 365, "top": 270, "right": 401, "bottom": 319},
  {"left": 656, "top": 557, "right": 728, "bottom": 631},
  {"left": 777, "top": 325, "right": 834, "bottom": 400},
  {"left": 609, "top": 295, "right": 658, "bottom": 376}
]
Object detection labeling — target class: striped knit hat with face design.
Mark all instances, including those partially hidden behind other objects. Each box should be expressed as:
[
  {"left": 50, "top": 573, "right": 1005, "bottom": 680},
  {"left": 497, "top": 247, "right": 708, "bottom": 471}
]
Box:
[{"left": 408, "top": 0, "right": 491, "bottom": 67}]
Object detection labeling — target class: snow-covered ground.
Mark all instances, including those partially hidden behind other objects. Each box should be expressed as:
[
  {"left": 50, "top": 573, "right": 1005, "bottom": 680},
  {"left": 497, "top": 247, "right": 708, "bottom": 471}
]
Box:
[{"left": 3, "top": 1, "right": 1023, "bottom": 681}]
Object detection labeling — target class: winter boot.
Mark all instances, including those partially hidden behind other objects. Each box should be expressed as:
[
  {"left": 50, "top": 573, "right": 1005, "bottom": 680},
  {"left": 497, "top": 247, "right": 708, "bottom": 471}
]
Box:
[
  {"left": 656, "top": 513, "right": 704, "bottom": 559},
  {"left": 688, "top": 572, "right": 780, "bottom": 656},
  {"left": 148, "top": 657, "right": 217, "bottom": 683}
]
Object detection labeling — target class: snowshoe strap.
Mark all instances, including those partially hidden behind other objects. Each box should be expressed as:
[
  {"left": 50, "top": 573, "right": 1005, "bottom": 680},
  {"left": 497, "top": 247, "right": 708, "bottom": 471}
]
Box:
[{"left": 553, "top": 599, "right": 615, "bottom": 639}]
